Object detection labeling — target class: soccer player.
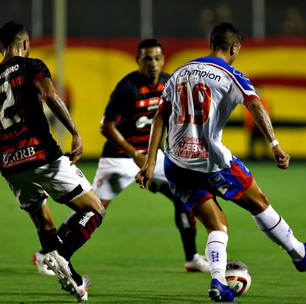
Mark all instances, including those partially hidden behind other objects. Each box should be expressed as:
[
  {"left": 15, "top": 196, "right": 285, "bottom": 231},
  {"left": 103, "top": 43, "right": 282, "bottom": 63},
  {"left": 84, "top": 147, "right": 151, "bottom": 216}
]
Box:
[
  {"left": 35, "top": 38, "right": 209, "bottom": 274},
  {"left": 0, "top": 21, "right": 105, "bottom": 302},
  {"left": 136, "top": 23, "right": 306, "bottom": 302}
]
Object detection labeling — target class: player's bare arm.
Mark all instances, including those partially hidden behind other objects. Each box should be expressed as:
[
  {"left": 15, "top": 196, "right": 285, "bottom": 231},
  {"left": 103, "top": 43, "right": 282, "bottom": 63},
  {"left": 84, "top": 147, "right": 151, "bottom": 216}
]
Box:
[
  {"left": 100, "top": 118, "right": 146, "bottom": 168},
  {"left": 35, "top": 78, "right": 83, "bottom": 164},
  {"left": 246, "top": 98, "right": 290, "bottom": 169},
  {"left": 135, "top": 108, "right": 166, "bottom": 189}
]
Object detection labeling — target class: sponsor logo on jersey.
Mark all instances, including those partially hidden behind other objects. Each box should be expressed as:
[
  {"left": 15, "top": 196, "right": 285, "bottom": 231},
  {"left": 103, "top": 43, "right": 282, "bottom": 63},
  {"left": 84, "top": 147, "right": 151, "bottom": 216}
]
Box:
[
  {"left": 76, "top": 169, "right": 84, "bottom": 178},
  {"left": 2, "top": 146, "right": 36, "bottom": 167},
  {"left": 0, "top": 64, "right": 19, "bottom": 80},
  {"left": 135, "top": 116, "right": 153, "bottom": 128},
  {"left": 178, "top": 141, "right": 208, "bottom": 158},
  {"left": 148, "top": 104, "right": 158, "bottom": 111},
  {"left": 137, "top": 97, "right": 159, "bottom": 108},
  {"left": 179, "top": 68, "right": 221, "bottom": 82},
  {"left": 233, "top": 69, "right": 249, "bottom": 81}
]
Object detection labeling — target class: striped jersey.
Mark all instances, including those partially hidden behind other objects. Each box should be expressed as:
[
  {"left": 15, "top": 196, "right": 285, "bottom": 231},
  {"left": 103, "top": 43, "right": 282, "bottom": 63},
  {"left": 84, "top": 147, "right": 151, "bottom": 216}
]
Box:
[
  {"left": 102, "top": 70, "right": 169, "bottom": 158},
  {"left": 0, "top": 56, "right": 62, "bottom": 176},
  {"left": 159, "top": 56, "right": 259, "bottom": 173}
]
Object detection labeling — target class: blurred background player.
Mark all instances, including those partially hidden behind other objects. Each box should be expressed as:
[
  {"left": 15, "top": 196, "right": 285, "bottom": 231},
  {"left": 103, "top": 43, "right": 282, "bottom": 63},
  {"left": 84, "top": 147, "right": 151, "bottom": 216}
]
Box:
[
  {"left": 0, "top": 21, "right": 105, "bottom": 302},
  {"left": 33, "top": 38, "right": 209, "bottom": 275},
  {"left": 136, "top": 23, "right": 306, "bottom": 302}
]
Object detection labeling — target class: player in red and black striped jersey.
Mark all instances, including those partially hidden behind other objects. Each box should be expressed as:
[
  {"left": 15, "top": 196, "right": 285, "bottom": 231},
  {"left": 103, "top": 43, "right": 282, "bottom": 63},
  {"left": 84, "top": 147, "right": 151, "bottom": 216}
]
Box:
[
  {"left": 0, "top": 55, "right": 62, "bottom": 176},
  {"left": 101, "top": 69, "right": 169, "bottom": 158},
  {"left": 54, "top": 39, "right": 209, "bottom": 273},
  {"left": 0, "top": 21, "right": 105, "bottom": 301}
]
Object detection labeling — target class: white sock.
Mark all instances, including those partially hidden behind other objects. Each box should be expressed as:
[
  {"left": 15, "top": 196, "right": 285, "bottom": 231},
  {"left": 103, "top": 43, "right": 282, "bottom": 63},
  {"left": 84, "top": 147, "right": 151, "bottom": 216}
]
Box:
[
  {"left": 253, "top": 205, "right": 305, "bottom": 260},
  {"left": 205, "top": 231, "right": 228, "bottom": 285}
]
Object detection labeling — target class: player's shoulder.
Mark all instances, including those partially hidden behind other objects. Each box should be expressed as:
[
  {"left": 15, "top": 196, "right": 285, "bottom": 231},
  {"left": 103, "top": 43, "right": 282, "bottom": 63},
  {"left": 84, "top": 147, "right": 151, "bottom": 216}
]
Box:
[
  {"left": 17, "top": 57, "right": 49, "bottom": 72},
  {"left": 116, "top": 71, "right": 139, "bottom": 87},
  {"left": 195, "top": 56, "right": 253, "bottom": 88}
]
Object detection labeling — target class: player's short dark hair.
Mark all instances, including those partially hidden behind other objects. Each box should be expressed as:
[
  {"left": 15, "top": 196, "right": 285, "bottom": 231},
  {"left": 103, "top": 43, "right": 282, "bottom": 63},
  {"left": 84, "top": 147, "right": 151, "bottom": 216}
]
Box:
[
  {"left": 210, "top": 22, "right": 243, "bottom": 51},
  {"left": 137, "top": 38, "right": 164, "bottom": 56},
  {"left": 0, "top": 21, "right": 28, "bottom": 49}
]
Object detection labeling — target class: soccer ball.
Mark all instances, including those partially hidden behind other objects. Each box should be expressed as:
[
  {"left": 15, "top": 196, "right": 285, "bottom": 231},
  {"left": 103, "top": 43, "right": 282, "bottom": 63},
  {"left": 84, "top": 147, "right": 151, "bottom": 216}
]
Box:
[{"left": 225, "top": 260, "right": 251, "bottom": 296}]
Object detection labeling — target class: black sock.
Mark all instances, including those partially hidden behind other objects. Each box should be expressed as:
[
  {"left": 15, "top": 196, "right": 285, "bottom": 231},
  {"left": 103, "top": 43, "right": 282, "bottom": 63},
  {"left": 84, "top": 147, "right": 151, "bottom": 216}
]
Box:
[
  {"left": 174, "top": 200, "right": 197, "bottom": 261},
  {"left": 57, "top": 212, "right": 79, "bottom": 241},
  {"left": 69, "top": 261, "right": 83, "bottom": 286},
  {"left": 58, "top": 208, "right": 102, "bottom": 261},
  {"left": 38, "top": 228, "right": 62, "bottom": 253}
]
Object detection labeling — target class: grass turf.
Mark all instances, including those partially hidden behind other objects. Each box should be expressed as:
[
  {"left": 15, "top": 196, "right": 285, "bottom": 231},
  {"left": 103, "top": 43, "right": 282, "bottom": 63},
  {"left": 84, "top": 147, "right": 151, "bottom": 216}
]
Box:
[{"left": 0, "top": 160, "right": 305, "bottom": 303}]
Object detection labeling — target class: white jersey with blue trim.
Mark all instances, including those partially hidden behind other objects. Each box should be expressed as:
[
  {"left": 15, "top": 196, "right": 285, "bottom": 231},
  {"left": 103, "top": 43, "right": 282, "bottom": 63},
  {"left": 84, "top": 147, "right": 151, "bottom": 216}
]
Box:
[{"left": 161, "top": 56, "right": 259, "bottom": 173}]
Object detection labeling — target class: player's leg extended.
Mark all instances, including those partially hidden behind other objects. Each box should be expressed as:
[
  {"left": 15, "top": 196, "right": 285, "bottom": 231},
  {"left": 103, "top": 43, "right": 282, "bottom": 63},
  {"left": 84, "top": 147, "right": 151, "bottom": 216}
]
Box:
[{"left": 234, "top": 179, "right": 306, "bottom": 270}]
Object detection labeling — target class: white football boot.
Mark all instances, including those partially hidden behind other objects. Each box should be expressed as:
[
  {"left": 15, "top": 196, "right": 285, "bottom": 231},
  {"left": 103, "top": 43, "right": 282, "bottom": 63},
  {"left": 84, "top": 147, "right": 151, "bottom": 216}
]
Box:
[
  {"left": 32, "top": 252, "right": 55, "bottom": 276},
  {"left": 184, "top": 253, "right": 210, "bottom": 273},
  {"left": 43, "top": 250, "right": 89, "bottom": 302}
]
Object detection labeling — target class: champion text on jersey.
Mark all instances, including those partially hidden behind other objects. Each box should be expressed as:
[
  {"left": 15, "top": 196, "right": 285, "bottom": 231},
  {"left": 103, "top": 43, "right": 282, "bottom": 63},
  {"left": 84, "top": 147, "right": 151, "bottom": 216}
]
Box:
[{"left": 179, "top": 66, "right": 221, "bottom": 82}]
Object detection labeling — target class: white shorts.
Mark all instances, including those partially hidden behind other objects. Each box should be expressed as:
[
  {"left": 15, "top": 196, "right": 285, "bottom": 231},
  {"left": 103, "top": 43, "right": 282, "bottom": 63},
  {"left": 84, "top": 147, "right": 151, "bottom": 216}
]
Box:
[
  {"left": 4, "top": 156, "right": 92, "bottom": 212},
  {"left": 92, "top": 149, "right": 167, "bottom": 200}
]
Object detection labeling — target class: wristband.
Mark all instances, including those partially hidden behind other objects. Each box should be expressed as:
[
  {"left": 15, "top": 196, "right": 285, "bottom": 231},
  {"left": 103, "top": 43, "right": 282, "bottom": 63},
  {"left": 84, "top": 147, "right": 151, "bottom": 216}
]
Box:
[{"left": 269, "top": 139, "right": 279, "bottom": 148}]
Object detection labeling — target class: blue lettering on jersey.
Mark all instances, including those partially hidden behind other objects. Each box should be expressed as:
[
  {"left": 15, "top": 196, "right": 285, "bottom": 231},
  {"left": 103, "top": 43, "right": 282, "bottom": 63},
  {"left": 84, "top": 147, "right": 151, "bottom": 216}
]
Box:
[{"left": 190, "top": 56, "right": 255, "bottom": 92}]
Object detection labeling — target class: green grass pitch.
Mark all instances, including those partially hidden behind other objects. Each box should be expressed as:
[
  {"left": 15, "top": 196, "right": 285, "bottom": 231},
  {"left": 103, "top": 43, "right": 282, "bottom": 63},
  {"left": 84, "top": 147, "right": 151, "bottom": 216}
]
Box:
[{"left": 0, "top": 160, "right": 305, "bottom": 303}]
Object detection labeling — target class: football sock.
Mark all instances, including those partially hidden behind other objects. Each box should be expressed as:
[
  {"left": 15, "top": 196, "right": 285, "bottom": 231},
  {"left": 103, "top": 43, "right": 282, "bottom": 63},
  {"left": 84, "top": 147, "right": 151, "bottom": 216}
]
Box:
[
  {"left": 57, "top": 211, "right": 78, "bottom": 240},
  {"left": 68, "top": 261, "right": 83, "bottom": 286},
  {"left": 57, "top": 208, "right": 102, "bottom": 261},
  {"left": 174, "top": 200, "right": 197, "bottom": 261},
  {"left": 205, "top": 230, "right": 228, "bottom": 285},
  {"left": 253, "top": 205, "right": 305, "bottom": 260},
  {"left": 38, "top": 228, "right": 62, "bottom": 253}
]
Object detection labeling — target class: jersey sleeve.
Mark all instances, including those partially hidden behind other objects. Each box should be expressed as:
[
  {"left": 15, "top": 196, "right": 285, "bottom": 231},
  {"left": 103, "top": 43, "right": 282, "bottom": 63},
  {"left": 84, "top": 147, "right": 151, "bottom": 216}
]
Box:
[
  {"left": 103, "top": 79, "right": 132, "bottom": 122},
  {"left": 230, "top": 70, "right": 259, "bottom": 106},
  {"left": 26, "top": 59, "right": 51, "bottom": 86},
  {"left": 158, "top": 78, "right": 173, "bottom": 109}
]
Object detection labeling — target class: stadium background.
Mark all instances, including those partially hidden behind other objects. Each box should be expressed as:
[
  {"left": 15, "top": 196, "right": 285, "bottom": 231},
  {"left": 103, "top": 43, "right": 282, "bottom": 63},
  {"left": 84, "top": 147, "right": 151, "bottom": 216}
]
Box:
[{"left": 1, "top": 0, "right": 306, "bottom": 159}]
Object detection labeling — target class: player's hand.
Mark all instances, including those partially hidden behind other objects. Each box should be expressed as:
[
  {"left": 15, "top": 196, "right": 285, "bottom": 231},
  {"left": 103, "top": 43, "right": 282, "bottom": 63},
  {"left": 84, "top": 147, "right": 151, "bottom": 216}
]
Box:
[
  {"left": 133, "top": 151, "right": 147, "bottom": 168},
  {"left": 135, "top": 162, "right": 155, "bottom": 189},
  {"left": 64, "top": 134, "right": 83, "bottom": 165},
  {"left": 272, "top": 145, "right": 290, "bottom": 169}
]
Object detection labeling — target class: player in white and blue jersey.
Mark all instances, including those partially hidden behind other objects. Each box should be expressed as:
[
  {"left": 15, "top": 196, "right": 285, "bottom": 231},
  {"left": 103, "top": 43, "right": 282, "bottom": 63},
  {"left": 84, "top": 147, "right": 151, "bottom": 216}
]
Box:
[{"left": 136, "top": 23, "right": 306, "bottom": 302}]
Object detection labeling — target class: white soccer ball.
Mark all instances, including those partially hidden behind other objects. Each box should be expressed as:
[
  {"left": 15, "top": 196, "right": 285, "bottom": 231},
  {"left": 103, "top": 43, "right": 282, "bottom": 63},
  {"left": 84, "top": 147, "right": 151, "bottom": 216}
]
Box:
[{"left": 225, "top": 260, "right": 251, "bottom": 296}]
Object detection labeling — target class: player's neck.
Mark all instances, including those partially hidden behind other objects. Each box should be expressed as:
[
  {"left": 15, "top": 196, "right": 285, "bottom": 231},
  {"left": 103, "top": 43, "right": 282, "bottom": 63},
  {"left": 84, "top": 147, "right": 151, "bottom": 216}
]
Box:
[
  {"left": 2, "top": 46, "right": 24, "bottom": 60},
  {"left": 208, "top": 50, "right": 231, "bottom": 64}
]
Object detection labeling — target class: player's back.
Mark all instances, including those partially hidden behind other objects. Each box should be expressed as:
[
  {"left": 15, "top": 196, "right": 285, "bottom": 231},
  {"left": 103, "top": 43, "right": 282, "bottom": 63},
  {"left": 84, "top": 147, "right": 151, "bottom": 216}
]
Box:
[
  {"left": 0, "top": 56, "right": 62, "bottom": 176},
  {"left": 163, "top": 56, "right": 258, "bottom": 172}
]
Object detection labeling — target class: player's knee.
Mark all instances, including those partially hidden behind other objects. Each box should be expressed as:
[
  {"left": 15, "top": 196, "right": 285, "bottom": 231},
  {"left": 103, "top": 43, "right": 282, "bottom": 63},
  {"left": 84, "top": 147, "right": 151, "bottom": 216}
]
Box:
[{"left": 93, "top": 197, "right": 106, "bottom": 219}]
